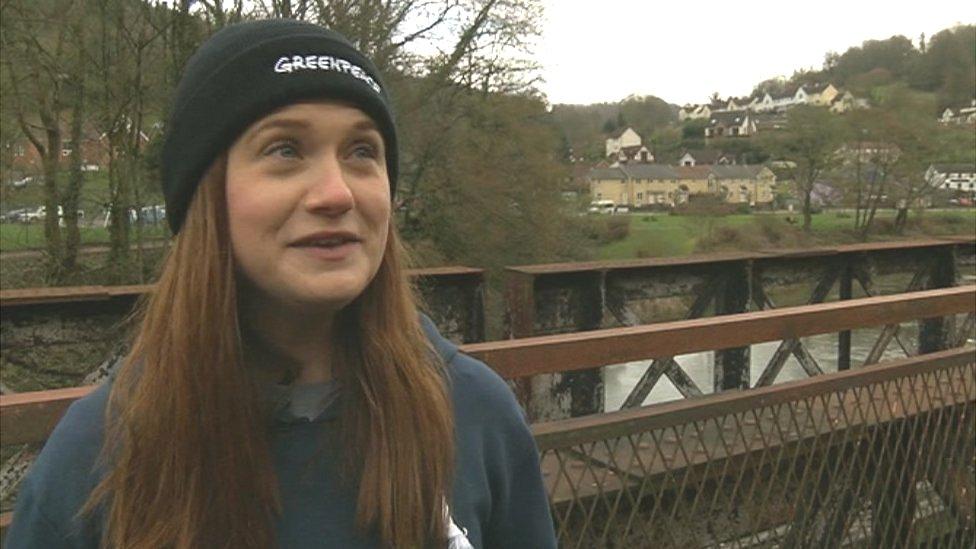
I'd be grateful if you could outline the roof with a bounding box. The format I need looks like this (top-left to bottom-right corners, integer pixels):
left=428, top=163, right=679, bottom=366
left=709, top=165, right=767, bottom=179
left=681, top=149, right=723, bottom=164
left=771, top=88, right=796, bottom=100
left=586, top=167, right=627, bottom=181
left=929, top=163, right=976, bottom=174
left=673, top=166, right=713, bottom=180
left=588, top=164, right=773, bottom=182
left=709, top=110, right=750, bottom=126
left=804, top=82, right=833, bottom=93
left=611, top=127, right=638, bottom=139
left=621, top=164, right=679, bottom=180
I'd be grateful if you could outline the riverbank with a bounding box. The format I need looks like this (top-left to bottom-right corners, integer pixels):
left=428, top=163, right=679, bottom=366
left=596, top=209, right=976, bottom=260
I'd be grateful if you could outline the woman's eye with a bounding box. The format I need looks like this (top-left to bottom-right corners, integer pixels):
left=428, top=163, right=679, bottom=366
left=351, top=142, right=379, bottom=160
left=264, top=141, right=300, bottom=159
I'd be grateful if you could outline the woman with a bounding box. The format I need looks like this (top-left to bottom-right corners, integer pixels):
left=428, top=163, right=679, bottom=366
left=6, top=19, right=556, bottom=549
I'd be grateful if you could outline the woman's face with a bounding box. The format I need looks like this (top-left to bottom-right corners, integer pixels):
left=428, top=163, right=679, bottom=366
left=225, top=102, right=391, bottom=312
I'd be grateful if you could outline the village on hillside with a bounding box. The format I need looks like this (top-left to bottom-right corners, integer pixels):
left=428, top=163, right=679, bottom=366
left=576, top=81, right=976, bottom=213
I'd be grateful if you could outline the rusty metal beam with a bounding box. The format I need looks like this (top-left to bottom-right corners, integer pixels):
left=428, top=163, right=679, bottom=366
left=0, top=386, right=97, bottom=446
left=0, top=267, right=482, bottom=311
left=465, top=286, right=976, bottom=380
left=714, top=262, right=751, bottom=391
left=0, top=284, right=149, bottom=308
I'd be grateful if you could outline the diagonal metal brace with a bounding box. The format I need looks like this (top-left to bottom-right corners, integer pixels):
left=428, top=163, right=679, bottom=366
left=752, top=266, right=837, bottom=386
left=861, top=266, right=928, bottom=365
left=619, top=277, right=720, bottom=408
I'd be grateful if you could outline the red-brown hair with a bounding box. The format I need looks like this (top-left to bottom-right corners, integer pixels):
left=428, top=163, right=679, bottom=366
left=83, top=159, right=454, bottom=548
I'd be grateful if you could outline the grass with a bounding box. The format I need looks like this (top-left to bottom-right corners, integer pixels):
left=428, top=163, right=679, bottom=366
left=595, top=209, right=976, bottom=261
left=0, top=169, right=165, bottom=221
left=0, top=222, right=169, bottom=251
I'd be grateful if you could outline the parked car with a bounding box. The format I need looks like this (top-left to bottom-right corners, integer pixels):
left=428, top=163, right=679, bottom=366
left=19, top=206, right=83, bottom=224
left=588, top=200, right=615, bottom=214
left=11, top=176, right=35, bottom=188
left=143, top=204, right=166, bottom=224
left=1, top=208, right=31, bottom=222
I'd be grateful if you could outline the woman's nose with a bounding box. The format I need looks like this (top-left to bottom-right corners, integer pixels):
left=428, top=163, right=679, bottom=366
left=302, top=156, right=355, bottom=215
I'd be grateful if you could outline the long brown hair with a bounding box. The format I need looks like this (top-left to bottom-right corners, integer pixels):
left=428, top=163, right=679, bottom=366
left=83, top=159, right=454, bottom=548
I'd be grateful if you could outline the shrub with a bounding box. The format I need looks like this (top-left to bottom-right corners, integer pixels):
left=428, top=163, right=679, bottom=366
left=604, top=216, right=631, bottom=242
left=580, top=216, right=631, bottom=245
left=673, top=194, right=736, bottom=216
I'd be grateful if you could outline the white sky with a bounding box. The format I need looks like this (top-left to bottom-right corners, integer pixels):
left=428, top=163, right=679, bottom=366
left=538, top=0, right=974, bottom=106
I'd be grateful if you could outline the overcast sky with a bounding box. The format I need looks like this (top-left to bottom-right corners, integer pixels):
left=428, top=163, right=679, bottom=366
left=537, top=0, right=974, bottom=106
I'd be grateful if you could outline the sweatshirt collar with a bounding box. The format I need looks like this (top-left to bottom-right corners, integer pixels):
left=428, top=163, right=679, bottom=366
left=271, top=313, right=457, bottom=426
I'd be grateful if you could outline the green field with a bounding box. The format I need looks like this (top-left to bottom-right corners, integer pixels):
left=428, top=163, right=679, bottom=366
left=1, top=206, right=973, bottom=257
left=595, top=210, right=976, bottom=260
left=0, top=222, right=169, bottom=251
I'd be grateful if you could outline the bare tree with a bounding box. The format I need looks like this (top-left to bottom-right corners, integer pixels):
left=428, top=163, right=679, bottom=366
left=1, top=0, right=85, bottom=277
left=768, top=105, right=845, bottom=232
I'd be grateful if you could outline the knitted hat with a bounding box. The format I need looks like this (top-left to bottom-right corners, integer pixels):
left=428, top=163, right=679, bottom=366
left=160, top=19, right=398, bottom=233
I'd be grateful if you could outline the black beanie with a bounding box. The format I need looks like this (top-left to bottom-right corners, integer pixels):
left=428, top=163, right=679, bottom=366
left=160, top=19, right=398, bottom=233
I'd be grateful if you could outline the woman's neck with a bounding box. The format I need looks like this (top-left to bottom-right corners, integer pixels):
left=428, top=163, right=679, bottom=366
left=241, top=300, right=336, bottom=385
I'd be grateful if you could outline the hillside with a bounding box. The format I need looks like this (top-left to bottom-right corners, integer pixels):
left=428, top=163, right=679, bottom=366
left=548, top=24, right=976, bottom=160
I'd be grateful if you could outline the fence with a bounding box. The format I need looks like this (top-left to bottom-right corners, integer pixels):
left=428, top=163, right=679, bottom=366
left=2, top=286, right=974, bottom=546
left=533, top=348, right=974, bottom=548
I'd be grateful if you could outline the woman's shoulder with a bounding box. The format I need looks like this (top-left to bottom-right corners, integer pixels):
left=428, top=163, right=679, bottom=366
left=4, top=383, right=110, bottom=547
left=418, top=314, right=527, bottom=432
left=36, top=382, right=110, bottom=465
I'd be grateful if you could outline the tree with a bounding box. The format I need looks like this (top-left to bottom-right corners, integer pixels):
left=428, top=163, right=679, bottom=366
left=840, top=88, right=948, bottom=237
left=618, top=95, right=677, bottom=138
left=828, top=35, right=918, bottom=85
left=1, top=0, right=84, bottom=277
left=406, top=91, right=584, bottom=269
left=766, top=106, right=844, bottom=232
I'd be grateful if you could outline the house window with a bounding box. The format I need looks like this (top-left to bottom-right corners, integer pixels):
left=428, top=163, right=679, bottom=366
left=14, top=145, right=25, bottom=157
left=637, top=192, right=643, bottom=201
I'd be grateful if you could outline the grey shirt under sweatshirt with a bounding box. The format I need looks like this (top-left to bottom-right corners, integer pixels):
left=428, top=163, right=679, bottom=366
left=4, top=315, right=556, bottom=548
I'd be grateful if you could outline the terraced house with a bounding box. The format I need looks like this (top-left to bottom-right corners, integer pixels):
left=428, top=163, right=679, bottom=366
left=587, top=164, right=776, bottom=208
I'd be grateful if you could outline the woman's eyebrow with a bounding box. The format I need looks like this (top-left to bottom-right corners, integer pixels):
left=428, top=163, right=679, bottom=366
left=351, top=118, right=380, bottom=134
left=244, top=118, right=310, bottom=144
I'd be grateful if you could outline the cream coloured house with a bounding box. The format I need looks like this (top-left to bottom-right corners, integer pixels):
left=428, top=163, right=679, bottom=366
left=587, top=164, right=775, bottom=207
left=605, top=127, right=643, bottom=157
left=711, top=165, right=776, bottom=204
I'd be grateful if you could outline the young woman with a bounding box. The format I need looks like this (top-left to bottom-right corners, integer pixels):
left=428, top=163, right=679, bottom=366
left=6, top=19, right=556, bottom=549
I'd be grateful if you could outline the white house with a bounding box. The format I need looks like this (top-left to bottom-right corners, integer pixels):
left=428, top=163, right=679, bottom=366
left=939, top=100, right=976, bottom=126
left=704, top=111, right=756, bottom=138
left=926, top=163, right=976, bottom=194
left=605, top=127, right=643, bottom=158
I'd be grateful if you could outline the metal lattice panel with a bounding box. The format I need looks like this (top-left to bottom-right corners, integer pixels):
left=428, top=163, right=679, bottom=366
left=535, top=350, right=976, bottom=548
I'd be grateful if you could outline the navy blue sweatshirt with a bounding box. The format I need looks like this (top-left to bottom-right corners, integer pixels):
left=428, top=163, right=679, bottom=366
left=4, top=316, right=556, bottom=548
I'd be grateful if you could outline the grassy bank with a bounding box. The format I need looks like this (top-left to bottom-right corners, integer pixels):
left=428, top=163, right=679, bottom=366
left=596, top=210, right=976, bottom=260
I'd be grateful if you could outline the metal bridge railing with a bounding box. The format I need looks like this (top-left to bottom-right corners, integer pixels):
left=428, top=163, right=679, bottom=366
left=532, top=347, right=974, bottom=548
